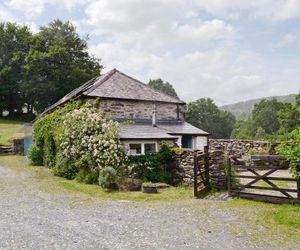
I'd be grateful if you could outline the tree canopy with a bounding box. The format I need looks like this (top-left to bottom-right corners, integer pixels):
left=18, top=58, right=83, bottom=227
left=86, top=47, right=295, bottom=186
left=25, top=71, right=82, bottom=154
left=186, top=98, right=236, bottom=138
left=0, top=23, right=32, bottom=116
left=148, top=78, right=179, bottom=98
left=0, top=20, right=102, bottom=117
left=232, top=95, right=300, bottom=139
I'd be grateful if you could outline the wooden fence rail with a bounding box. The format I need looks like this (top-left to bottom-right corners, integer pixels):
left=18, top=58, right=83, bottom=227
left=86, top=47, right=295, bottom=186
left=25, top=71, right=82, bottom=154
left=227, top=155, right=300, bottom=204
left=0, top=144, right=13, bottom=155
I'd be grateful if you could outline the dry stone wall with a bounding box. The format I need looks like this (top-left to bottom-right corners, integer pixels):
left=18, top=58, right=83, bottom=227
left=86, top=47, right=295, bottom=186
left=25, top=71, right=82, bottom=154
left=209, top=139, right=272, bottom=156
left=172, top=139, right=280, bottom=190
left=172, top=149, right=227, bottom=189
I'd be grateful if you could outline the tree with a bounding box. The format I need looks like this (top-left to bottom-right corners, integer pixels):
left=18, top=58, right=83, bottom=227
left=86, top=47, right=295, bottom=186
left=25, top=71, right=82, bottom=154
left=186, top=98, right=236, bottom=138
left=278, top=94, right=300, bottom=134
left=23, top=19, right=103, bottom=113
left=0, top=22, right=33, bottom=116
left=148, top=78, right=179, bottom=98
left=254, top=127, right=268, bottom=140
left=231, top=119, right=256, bottom=139
left=252, top=98, right=284, bottom=135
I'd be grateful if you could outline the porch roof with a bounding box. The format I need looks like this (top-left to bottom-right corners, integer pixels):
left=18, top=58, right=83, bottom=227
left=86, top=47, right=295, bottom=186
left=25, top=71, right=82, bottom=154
left=118, top=121, right=208, bottom=140
left=119, top=124, right=178, bottom=140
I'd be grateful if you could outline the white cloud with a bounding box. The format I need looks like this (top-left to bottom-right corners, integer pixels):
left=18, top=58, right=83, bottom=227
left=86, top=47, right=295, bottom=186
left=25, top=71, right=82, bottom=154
left=194, top=0, right=300, bottom=21
left=1, top=0, right=300, bottom=105
left=5, top=0, right=87, bottom=19
left=83, top=1, right=300, bottom=105
left=176, top=19, right=234, bottom=41
left=0, top=6, right=16, bottom=22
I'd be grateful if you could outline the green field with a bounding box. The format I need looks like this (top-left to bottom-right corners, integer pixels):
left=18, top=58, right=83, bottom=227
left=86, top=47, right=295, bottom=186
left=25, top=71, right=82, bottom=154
left=0, top=119, right=24, bottom=145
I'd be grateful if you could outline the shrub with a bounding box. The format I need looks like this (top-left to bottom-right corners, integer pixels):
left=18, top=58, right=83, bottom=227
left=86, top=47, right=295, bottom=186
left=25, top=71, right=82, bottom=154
left=276, top=127, right=300, bottom=179
left=30, top=99, right=128, bottom=188
left=31, top=100, right=83, bottom=167
left=98, top=166, right=119, bottom=189
left=58, top=102, right=128, bottom=185
left=128, top=142, right=173, bottom=184
left=28, top=144, right=43, bottom=166
left=53, top=152, right=77, bottom=179
left=75, top=153, right=99, bottom=184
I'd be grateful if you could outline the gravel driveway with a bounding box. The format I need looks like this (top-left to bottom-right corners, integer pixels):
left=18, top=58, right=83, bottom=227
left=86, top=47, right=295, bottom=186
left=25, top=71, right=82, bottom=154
left=0, top=163, right=297, bottom=250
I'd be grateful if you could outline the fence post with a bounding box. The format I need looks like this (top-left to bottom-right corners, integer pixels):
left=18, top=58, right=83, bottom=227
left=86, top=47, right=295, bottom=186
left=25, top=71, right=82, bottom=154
left=204, top=145, right=210, bottom=187
left=194, top=154, right=198, bottom=197
left=227, top=156, right=232, bottom=195
left=297, top=180, right=300, bottom=200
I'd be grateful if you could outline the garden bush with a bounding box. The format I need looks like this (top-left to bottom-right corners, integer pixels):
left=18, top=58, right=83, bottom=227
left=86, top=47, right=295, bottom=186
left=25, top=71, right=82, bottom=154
left=32, top=100, right=83, bottom=168
left=28, top=144, right=43, bottom=166
left=276, top=126, right=300, bottom=179
left=128, top=142, right=173, bottom=184
left=53, top=152, right=78, bottom=180
left=98, top=166, right=119, bottom=189
left=30, top=99, right=128, bottom=187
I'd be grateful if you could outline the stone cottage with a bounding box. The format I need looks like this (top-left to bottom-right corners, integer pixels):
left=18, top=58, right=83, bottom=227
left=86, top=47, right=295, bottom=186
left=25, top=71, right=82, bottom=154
left=42, top=69, right=209, bottom=155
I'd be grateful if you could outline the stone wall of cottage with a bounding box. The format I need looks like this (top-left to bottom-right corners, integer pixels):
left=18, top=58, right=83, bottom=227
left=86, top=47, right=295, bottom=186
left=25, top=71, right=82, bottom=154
left=99, top=99, right=185, bottom=121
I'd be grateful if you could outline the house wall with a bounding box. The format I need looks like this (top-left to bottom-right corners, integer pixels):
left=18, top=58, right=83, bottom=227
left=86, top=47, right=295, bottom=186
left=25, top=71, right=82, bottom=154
left=195, top=136, right=208, bottom=150
left=99, top=99, right=185, bottom=121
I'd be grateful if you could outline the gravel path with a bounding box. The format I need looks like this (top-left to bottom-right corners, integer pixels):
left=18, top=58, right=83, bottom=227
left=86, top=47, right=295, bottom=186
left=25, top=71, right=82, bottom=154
left=0, top=163, right=296, bottom=250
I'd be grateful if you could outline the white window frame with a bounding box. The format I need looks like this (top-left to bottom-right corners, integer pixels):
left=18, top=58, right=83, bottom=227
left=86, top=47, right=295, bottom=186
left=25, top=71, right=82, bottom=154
left=128, top=141, right=158, bottom=155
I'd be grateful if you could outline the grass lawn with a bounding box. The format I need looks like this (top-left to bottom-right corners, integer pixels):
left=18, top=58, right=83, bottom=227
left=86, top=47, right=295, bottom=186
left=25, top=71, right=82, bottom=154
left=222, top=199, right=300, bottom=231
left=0, top=119, right=25, bottom=144
left=0, top=155, right=194, bottom=203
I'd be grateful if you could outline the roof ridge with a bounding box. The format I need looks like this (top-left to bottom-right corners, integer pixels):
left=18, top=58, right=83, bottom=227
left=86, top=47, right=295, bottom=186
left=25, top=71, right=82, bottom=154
left=114, top=69, right=184, bottom=103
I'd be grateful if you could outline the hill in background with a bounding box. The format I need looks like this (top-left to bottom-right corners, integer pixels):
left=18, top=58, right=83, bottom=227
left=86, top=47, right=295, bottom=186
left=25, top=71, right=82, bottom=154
left=220, top=94, right=297, bottom=119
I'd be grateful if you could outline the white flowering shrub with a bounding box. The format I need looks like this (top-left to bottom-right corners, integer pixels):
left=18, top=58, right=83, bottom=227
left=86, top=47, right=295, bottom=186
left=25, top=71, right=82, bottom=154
left=57, top=103, right=128, bottom=187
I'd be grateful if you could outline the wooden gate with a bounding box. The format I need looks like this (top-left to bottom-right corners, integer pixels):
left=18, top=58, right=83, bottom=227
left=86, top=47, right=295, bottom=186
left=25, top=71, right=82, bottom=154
left=227, top=155, right=300, bottom=204
left=194, top=146, right=211, bottom=198
left=0, top=144, right=13, bottom=155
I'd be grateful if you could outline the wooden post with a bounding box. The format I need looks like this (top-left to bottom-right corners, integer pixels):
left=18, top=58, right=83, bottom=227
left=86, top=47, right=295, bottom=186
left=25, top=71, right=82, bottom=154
left=194, top=154, right=198, bottom=197
left=204, top=145, right=210, bottom=187
left=297, top=180, right=300, bottom=200
left=227, top=157, right=232, bottom=195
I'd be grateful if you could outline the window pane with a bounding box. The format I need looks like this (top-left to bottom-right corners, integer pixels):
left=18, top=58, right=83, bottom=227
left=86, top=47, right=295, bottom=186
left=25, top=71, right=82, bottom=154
left=144, top=143, right=156, bottom=154
left=129, top=144, right=142, bottom=155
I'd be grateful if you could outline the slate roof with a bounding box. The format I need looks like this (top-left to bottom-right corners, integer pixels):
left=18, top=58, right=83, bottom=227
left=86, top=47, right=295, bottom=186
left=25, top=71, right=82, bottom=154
left=41, top=68, right=184, bottom=115
left=119, top=124, right=178, bottom=140
left=84, top=69, right=185, bottom=104
left=118, top=121, right=208, bottom=139
left=158, top=121, right=209, bottom=135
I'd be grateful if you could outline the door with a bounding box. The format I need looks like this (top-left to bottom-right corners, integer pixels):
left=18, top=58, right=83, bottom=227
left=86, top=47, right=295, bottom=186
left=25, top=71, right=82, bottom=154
left=182, top=135, right=193, bottom=149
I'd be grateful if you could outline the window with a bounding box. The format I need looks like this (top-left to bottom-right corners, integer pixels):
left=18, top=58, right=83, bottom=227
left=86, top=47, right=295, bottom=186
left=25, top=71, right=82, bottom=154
left=129, top=144, right=142, bottom=155
left=144, top=143, right=156, bottom=154
left=128, top=142, right=158, bottom=155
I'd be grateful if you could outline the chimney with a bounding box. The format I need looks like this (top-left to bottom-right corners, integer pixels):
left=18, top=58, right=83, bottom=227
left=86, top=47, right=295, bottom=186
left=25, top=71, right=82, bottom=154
left=152, top=104, right=157, bottom=127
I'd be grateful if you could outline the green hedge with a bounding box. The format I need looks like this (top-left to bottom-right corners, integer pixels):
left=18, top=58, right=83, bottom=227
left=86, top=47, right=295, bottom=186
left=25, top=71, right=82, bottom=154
left=128, top=142, right=173, bottom=184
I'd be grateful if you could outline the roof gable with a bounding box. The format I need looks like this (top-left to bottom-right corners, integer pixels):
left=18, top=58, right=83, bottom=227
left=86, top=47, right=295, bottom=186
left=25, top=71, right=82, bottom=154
left=83, top=69, right=185, bottom=104
left=41, top=68, right=184, bottom=115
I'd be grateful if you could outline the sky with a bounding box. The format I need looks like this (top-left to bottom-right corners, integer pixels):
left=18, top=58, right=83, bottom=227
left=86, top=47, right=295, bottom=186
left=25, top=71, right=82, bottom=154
left=1, top=0, right=300, bottom=105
